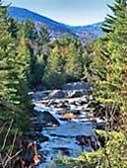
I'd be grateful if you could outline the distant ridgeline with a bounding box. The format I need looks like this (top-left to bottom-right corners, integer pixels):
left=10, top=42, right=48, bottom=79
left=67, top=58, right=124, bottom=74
left=8, top=7, right=104, bottom=44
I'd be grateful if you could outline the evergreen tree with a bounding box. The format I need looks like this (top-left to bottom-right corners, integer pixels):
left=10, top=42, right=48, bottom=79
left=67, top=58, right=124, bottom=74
left=0, top=5, right=30, bottom=132
left=17, top=21, right=50, bottom=89
left=43, top=46, right=65, bottom=88
left=94, top=0, right=127, bottom=113
left=88, top=1, right=127, bottom=166
left=65, top=42, right=83, bottom=81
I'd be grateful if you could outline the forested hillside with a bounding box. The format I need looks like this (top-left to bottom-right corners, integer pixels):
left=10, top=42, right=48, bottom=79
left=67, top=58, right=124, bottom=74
left=8, top=7, right=104, bottom=44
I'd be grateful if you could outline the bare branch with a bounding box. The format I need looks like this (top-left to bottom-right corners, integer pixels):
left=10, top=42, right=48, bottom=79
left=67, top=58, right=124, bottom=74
left=0, top=120, right=13, bottom=152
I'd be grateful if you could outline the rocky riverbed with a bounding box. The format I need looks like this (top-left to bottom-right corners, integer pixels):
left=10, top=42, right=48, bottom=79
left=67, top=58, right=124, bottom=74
left=26, top=82, right=105, bottom=168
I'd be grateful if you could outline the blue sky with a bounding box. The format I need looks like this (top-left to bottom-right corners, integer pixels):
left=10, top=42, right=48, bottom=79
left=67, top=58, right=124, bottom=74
left=10, top=0, right=114, bottom=26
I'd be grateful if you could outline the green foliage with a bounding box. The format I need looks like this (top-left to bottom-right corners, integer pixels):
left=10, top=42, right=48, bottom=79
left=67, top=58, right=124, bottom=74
left=60, top=131, right=127, bottom=168
left=43, top=35, right=85, bottom=88
left=82, top=39, right=102, bottom=82
left=90, top=0, right=127, bottom=115
left=0, top=4, right=31, bottom=153
left=73, top=0, right=127, bottom=167
left=60, top=1, right=127, bottom=168
left=43, top=46, right=65, bottom=88
left=17, top=20, right=50, bottom=89
left=65, top=42, right=83, bottom=81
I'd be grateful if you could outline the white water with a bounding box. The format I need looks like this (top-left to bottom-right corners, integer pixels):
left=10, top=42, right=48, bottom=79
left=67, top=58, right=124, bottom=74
left=33, top=93, right=104, bottom=168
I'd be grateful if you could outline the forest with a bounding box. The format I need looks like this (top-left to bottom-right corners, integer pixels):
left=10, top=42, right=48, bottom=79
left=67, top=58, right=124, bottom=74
left=0, top=0, right=127, bottom=167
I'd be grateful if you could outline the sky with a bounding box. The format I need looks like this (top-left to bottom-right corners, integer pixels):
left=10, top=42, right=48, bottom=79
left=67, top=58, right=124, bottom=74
left=10, top=0, right=114, bottom=26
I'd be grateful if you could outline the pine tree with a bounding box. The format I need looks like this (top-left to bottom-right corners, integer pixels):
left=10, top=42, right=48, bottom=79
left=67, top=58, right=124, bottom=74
left=0, top=6, right=30, bottom=130
left=90, top=2, right=127, bottom=166
left=18, top=21, right=50, bottom=89
left=65, top=42, right=83, bottom=81
left=43, top=46, right=65, bottom=88
left=102, top=0, right=127, bottom=33
left=94, top=0, right=127, bottom=114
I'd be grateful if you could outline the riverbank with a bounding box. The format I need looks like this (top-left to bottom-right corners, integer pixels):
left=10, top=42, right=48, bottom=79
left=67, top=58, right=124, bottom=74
left=22, top=82, right=106, bottom=167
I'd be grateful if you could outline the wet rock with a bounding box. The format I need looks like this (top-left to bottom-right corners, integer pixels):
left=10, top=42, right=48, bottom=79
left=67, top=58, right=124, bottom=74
left=40, top=111, right=60, bottom=126
left=67, top=90, right=86, bottom=98
left=54, top=147, right=70, bottom=156
left=96, top=122, right=105, bottom=130
left=49, top=134, right=71, bottom=138
left=30, top=120, right=46, bottom=130
left=95, top=133, right=108, bottom=148
left=22, top=131, right=49, bottom=143
left=48, top=101, right=58, bottom=107
left=76, top=135, right=92, bottom=146
left=61, top=113, right=76, bottom=120
left=63, top=82, right=91, bottom=91
left=23, top=131, right=38, bottom=141
left=69, top=110, right=81, bottom=115
left=37, top=134, right=49, bottom=143
left=32, top=111, right=60, bottom=127
left=36, top=143, right=42, bottom=150
left=33, top=123, right=43, bottom=132
left=56, top=102, right=68, bottom=108
left=33, top=91, right=50, bottom=100
left=49, top=90, right=66, bottom=99
left=80, top=100, right=88, bottom=106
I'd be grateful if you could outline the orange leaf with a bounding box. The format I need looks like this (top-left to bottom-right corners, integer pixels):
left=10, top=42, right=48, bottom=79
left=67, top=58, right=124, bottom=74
left=33, top=154, right=41, bottom=165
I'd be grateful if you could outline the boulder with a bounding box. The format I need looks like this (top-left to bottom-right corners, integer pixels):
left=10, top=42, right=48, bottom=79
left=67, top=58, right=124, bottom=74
left=96, top=122, right=105, bottom=130
left=69, top=110, right=81, bottom=115
left=67, top=90, right=86, bottom=98
left=54, top=147, right=70, bottom=156
left=63, top=82, right=91, bottom=91
left=37, top=134, right=49, bottom=143
left=76, top=135, right=92, bottom=146
left=38, top=111, right=60, bottom=126
left=61, top=113, right=76, bottom=120
left=75, top=133, right=108, bottom=151
left=33, top=91, right=48, bottom=100
left=22, top=132, right=49, bottom=143
left=56, top=102, right=68, bottom=108
left=30, top=120, right=47, bottom=130
left=49, top=90, right=66, bottom=99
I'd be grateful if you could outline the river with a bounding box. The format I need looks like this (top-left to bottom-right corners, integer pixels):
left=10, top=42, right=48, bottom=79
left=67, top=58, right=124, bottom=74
left=31, top=82, right=105, bottom=167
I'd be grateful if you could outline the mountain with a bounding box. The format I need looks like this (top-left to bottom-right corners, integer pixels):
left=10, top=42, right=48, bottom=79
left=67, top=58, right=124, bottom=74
left=8, top=7, right=104, bottom=43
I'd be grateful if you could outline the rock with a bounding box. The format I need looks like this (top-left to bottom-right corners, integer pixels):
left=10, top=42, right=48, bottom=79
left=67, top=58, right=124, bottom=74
left=63, top=82, right=91, bottom=91
left=37, top=134, right=49, bottom=143
left=22, top=132, right=49, bottom=143
left=61, top=113, right=76, bottom=120
left=56, top=102, right=68, bottom=108
left=76, top=135, right=92, bottom=146
left=32, top=111, right=60, bottom=127
left=39, top=111, right=60, bottom=126
left=50, top=134, right=68, bottom=138
left=23, top=132, right=38, bottom=141
left=33, top=91, right=48, bottom=100
left=69, top=110, right=81, bottom=115
left=96, top=122, right=105, bottom=130
left=67, top=90, right=86, bottom=98
left=36, top=143, right=42, bottom=150
left=30, top=120, right=47, bottom=130
left=49, top=90, right=66, bottom=99
left=47, top=100, right=58, bottom=107
left=95, top=132, right=108, bottom=148
left=80, top=99, right=88, bottom=105
left=76, top=133, right=108, bottom=151
left=54, top=147, right=70, bottom=156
